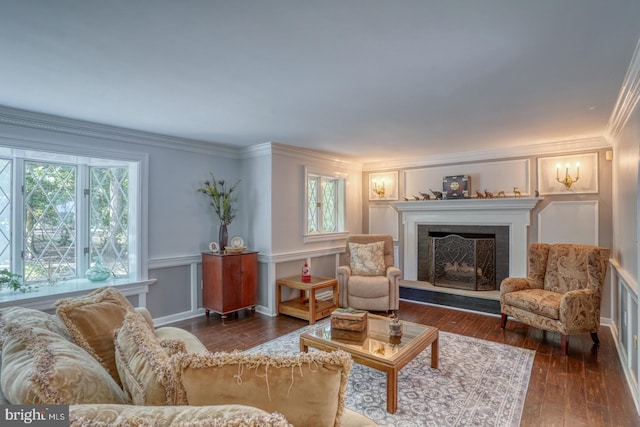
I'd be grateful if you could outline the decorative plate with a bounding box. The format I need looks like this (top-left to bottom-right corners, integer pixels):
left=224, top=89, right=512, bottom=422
left=230, top=236, right=244, bottom=248
left=209, top=241, right=220, bottom=253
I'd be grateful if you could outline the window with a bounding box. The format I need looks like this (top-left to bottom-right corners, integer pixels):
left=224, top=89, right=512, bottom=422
left=0, top=149, right=138, bottom=287
left=305, top=167, right=347, bottom=242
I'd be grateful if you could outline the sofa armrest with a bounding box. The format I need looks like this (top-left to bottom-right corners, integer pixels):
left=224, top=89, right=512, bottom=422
left=559, top=289, right=600, bottom=332
left=500, top=278, right=542, bottom=295
left=155, top=326, right=209, bottom=354
left=386, top=266, right=402, bottom=281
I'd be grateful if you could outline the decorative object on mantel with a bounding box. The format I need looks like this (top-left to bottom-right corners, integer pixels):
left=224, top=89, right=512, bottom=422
left=514, top=187, right=522, bottom=197
left=429, top=188, right=443, bottom=200
left=484, top=189, right=494, bottom=198
left=197, top=173, right=240, bottom=251
left=442, top=175, right=471, bottom=199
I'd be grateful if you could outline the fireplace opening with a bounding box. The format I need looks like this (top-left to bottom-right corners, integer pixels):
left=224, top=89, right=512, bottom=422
left=417, top=225, right=510, bottom=291
left=429, top=233, right=495, bottom=291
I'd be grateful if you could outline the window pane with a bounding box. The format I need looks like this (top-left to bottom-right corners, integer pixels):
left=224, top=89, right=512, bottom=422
left=321, top=179, right=336, bottom=232
left=24, top=162, right=77, bottom=282
left=90, top=167, right=129, bottom=277
left=307, top=176, right=319, bottom=233
left=0, top=160, right=11, bottom=270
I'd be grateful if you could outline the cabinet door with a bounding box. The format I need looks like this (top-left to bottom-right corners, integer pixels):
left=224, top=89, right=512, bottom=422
left=240, top=252, right=258, bottom=307
left=220, top=255, right=243, bottom=312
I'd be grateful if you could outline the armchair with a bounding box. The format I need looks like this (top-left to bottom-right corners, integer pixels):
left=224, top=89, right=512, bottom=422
left=337, top=234, right=402, bottom=312
left=500, top=243, right=610, bottom=355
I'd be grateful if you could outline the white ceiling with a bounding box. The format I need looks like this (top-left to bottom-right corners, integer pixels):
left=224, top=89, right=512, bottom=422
left=1, top=1, right=640, bottom=163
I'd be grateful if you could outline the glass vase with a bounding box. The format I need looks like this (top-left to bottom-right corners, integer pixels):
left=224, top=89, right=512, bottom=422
left=219, top=224, right=228, bottom=251
left=86, top=256, right=111, bottom=282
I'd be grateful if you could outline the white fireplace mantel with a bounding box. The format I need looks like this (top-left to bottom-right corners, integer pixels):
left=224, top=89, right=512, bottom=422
left=390, top=198, right=543, bottom=281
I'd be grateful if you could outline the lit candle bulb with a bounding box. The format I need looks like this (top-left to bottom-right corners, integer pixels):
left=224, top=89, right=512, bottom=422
left=556, top=163, right=560, bottom=180
left=576, top=162, right=580, bottom=179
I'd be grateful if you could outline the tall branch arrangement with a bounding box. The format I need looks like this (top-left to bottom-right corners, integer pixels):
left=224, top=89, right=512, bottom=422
left=197, top=173, right=240, bottom=225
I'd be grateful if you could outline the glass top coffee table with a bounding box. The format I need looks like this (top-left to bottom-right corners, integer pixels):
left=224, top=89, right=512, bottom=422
left=299, top=313, right=439, bottom=413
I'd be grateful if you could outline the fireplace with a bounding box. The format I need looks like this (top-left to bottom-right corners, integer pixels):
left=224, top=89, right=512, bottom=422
left=417, top=225, right=509, bottom=291
left=391, top=198, right=542, bottom=282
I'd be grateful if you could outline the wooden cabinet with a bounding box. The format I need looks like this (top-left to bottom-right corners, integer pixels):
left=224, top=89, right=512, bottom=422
left=202, top=251, right=258, bottom=319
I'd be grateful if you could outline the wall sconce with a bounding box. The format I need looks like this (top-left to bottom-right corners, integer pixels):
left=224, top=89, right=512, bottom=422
left=372, top=178, right=386, bottom=198
left=556, top=162, right=580, bottom=190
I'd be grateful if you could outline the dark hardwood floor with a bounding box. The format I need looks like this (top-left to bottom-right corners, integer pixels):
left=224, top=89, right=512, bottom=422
left=167, top=300, right=640, bottom=427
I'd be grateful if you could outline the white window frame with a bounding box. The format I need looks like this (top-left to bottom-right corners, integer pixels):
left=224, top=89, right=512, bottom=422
left=0, top=142, right=149, bottom=305
left=303, top=166, right=348, bottom=243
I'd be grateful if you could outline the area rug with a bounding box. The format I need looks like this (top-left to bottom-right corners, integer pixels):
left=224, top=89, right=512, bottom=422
left=246, top=321, right=534, bottom=427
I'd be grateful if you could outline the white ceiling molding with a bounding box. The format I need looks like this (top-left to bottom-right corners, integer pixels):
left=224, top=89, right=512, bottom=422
left=608, top=36, right=640, bottom=139
left=243, top=142, right=362, bottom=171
left=362, top=136, right=610, bottom=171
left=0, top=106, right=240, bottom=158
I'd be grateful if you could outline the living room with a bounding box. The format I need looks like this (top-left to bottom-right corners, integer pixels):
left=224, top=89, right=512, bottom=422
left=1, top=1, right=640, bottom=425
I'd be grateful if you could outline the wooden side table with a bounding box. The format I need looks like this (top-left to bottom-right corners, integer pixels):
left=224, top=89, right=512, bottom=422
left=276, top=275, right=338, bottom=324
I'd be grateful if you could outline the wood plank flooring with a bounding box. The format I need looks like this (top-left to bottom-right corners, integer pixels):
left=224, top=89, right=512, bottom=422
left=167, top=300, right=640, bottom=426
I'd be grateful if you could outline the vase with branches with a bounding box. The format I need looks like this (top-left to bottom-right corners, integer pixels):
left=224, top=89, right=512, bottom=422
left=197, top=173, right=240, bottom=250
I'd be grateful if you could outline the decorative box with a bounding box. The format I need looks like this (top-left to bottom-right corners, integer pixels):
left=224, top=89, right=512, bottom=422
left=330, top=308, right=368, bottom=332
left=442, top=175, right=471, bottom=199
left=330, top=328, right=367, bottom=344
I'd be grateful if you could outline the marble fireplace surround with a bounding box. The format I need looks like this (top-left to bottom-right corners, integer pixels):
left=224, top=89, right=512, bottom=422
left=391, top=198, right=543, bottom=282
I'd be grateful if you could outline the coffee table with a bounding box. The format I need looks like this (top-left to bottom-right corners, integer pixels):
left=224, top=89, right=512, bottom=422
left=300, top=313, right=438, bottom=413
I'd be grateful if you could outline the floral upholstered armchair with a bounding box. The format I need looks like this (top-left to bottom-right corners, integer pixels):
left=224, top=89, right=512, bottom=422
left=500, top=243, right=610, bottom=355
left=337, top=234, right=402, bottom=313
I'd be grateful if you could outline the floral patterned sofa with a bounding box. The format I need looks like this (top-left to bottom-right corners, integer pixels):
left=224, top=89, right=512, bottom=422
left=500, top=243, right=610, bottom=355
left=0, top=287, right=378, bottom=426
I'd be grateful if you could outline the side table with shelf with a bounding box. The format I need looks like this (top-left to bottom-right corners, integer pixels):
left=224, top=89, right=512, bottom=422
left=202, top=251, right=258, bottom=319
left=276, top=275, right=338, bottom=324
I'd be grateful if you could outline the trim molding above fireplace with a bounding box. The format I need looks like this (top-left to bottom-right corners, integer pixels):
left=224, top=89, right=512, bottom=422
left=391, top=198, right=542, bottom=282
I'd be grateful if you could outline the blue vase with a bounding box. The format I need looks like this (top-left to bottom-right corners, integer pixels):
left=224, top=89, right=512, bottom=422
left=86, top=256, right=111, bottom=282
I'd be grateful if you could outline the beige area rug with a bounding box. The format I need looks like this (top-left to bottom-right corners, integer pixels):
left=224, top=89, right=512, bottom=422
left=247, top=320, right=534, bottom=427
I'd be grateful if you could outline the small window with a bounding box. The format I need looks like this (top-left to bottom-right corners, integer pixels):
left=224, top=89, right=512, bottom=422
left=304, top=167, right=347, bottom=242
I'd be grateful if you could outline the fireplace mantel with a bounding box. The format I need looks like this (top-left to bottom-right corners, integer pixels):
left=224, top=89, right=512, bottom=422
left=390, top=198, right=543, bottom=281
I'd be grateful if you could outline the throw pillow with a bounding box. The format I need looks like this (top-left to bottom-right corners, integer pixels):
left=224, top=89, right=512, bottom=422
left=169, top=350, right=352, bottom=427
left=114, top=311, right=172, bottom=405
left=55, top=286, right=136, bottom=385
left=0, top=322, right=127, bottom=405
left=349, top=241, right=386, bottom=276
left=0, top=306, right=70, bottom=350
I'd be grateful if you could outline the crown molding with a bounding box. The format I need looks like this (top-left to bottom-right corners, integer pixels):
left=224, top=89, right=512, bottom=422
left=608, top=36, right=640, bottom=139
left=362, top=136, right=610, bottom=171
left=241, top=142, right=363, bottom=170
left=0, top=105, right=240, bottom=158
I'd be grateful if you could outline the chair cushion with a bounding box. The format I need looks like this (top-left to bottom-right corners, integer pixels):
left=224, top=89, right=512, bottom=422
left=169, top=350, right=352, bottom=427
left=348, top=275, right=390, bottom=298
left=0, top=323, right=127, bottom=405
left=114, top=311, right=172, bottom=405
left=503, top=289, right=562, bottom=319
left=349, top=241, right=386, bottom=276
left=55, top=286, right=136, bottom=385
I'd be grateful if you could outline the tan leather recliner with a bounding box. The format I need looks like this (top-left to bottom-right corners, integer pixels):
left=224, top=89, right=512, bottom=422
left=337, top=234, right=402, bottom=312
